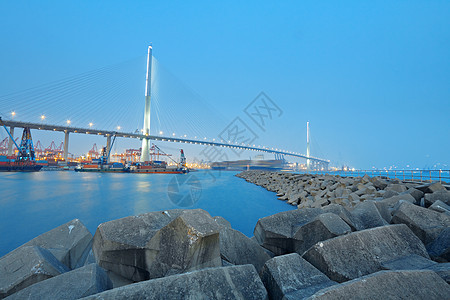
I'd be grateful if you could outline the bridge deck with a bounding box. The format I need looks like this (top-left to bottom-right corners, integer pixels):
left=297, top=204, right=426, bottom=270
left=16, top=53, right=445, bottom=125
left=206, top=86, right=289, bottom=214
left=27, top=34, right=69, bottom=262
left=1, top=119, right=329, bottom=163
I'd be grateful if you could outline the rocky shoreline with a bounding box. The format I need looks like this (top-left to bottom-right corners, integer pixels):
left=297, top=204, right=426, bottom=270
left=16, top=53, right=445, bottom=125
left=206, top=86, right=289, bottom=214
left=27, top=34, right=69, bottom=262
left=1, top=171, right=449, bottom=299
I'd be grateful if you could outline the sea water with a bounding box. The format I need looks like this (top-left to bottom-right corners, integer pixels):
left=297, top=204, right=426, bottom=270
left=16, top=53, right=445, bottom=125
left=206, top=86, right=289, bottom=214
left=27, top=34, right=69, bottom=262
left=0, top=170, right=294, bottom=257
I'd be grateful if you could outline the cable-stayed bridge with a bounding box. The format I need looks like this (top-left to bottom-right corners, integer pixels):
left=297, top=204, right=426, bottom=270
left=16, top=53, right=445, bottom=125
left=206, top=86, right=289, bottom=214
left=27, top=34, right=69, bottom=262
left=0, top=46, right=330, bottom=169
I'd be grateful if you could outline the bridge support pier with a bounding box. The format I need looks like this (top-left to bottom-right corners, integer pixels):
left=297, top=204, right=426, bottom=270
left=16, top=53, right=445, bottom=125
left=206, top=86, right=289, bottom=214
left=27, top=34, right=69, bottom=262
left=63, top=130, right=69, bottom=161
left=7, top=126, right=14, bottom=156
left=106, top=135, right=111, bottom=163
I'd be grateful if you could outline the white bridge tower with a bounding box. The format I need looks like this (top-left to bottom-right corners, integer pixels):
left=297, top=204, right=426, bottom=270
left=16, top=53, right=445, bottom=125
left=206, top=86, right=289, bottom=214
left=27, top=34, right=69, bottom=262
left=140, top=45, right=153, bottom=162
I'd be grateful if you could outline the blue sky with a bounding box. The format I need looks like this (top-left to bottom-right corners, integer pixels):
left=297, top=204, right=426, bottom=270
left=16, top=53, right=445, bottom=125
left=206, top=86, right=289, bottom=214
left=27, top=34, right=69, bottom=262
left=0, top=1, right=449, bottom=169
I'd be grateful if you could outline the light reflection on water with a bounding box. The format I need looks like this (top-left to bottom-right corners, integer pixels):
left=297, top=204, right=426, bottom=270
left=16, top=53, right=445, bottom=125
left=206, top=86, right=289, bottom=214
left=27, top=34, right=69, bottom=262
left=0, top=170, right=294, bottom=257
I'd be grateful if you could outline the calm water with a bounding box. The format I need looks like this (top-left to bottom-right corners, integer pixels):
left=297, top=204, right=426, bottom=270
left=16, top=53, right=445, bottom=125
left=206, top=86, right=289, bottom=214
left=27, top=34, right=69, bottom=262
left=0, top=170, right=293, bottom=257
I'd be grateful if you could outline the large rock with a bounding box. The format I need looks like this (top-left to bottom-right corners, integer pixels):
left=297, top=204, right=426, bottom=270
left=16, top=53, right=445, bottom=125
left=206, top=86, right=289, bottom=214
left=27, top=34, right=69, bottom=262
left=385, top=184, right=407, bottom=193
left=350, top=201, right=388, bottom=230
left=426, top=227, right=450, bottom=262
left=402, top=188, right=424, bottom=203
left=92, top=209, right=186, bottom=281
left=261, top=254, right=336, bottom=300
left=293, top=213, right=351, bottom=255
left=380, top=254, right=437, bottom=270
left=218, top=226, right=270, bottom=272
left=380, top=194, right=415, bottom=209
left=424, top=190, right=450, bottom=206
left=308, top=270, right=450, bottom=299
left=391, top=202, right=450, bottom=244
left=321, top=204, right=362, bottom=231
left=144, top=209, right=221, bottom=279
left=5, top=263, right=112, bottom=300
left=424, top=182, right=447, bottom=193
left=0, top=246, right=69, bottom=298
left=303, top=224, right=429, bottom=282
left=254, top=209, right=322, bottom=255
left=380, top=253, right=450, bottom=283
left=80, top=264, right=268, bottom=300
left=429, top=200, right=450, bottom=213
left=370, top=176, right=388, bottom=190
left=20, top=219, right=92, bottom=269
left=426, top=263, right=450, bottom=284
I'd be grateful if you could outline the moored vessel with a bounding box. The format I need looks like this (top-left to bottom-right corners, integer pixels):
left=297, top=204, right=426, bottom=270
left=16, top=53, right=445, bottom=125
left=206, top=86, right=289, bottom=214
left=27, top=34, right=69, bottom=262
left=0, top=117, right=42, bottom=172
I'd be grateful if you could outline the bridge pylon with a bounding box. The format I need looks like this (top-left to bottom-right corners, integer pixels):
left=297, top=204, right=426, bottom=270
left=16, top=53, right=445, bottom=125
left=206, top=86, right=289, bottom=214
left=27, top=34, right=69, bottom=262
left=140, top=45, right=153, bottom=162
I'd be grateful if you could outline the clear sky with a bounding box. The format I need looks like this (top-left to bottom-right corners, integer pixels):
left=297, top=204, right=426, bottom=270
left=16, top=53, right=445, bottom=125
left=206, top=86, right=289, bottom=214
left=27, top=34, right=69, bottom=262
left=0, top=1, right=449, bottom=169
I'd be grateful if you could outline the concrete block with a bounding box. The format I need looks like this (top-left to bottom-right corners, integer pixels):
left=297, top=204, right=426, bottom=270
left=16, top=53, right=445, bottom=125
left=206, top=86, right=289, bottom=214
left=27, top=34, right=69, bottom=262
left=6, top=264, right=112, bottom=300
left=145, top=209, right=221, bottom=279
left=391, top=202, right=450, bottom=244
left=254, top=208, right=322, bottom=255
left=80, top=264, right=268, bottom=300
left=261, top=253, right=336, bottom=300
left=350, top=201, right=388, bottom=230
left=426, top=227, right=450, bottom=262
left=293, top=213, right=351, bottom=255
left=218, top=226, right=270, bottom=272
left=20, top=219, right=92, bottom=269
left=302, top=224, right=429, bottom=282
left=0, top=246, right=69, bottom=298
left=308, top=270, right=450, bottom=299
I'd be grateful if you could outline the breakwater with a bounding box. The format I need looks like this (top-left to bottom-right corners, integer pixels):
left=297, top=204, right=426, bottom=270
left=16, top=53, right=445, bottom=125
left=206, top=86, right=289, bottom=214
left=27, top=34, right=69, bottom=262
left=1, top=171, right=449, bottom=299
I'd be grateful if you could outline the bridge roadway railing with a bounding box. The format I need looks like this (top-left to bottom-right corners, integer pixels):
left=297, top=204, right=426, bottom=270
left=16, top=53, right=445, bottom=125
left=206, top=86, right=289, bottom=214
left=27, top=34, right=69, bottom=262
left=1, top=119, right=330, bottom=164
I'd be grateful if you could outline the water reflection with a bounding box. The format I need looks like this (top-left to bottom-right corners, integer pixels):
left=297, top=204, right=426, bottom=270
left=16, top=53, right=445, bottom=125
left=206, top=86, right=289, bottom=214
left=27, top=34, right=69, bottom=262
left=0, top=170, right=294, bottom=257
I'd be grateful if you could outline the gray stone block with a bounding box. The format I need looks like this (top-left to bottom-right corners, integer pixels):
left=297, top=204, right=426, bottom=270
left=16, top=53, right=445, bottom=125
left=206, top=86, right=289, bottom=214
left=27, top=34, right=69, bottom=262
left=350, top=201, right=388, bottom=230
left=403, top=188, right=424, bottom=203
left=373, top=200, right=392, bottom=223
left=370, top=176, right=388, bottom=190
left=219, top=226, right=270, bottom=272
left=6, top=264, right=112, bottom=300
left=145, top=209, right=221, bottom=279
left=92, top=209, right=186, bottom=281
left=381, top=254, right=437, bottom=270
left=302, top=224, right=429, bottom=282
left=321, top=204, right=362, bottom=231
left=385, top=184, right=407, bottom=193
left=429, top=200, right=450, bottom=213
left=426, top=227, right=450, bottom=262
left=381, top=194, right=415, bottom=209
left=213, top=216, right=231, bottom=228
left=308, top=270, right=450, bottom=299
left=261, top=253, right=336, bottom=300
left=391, top=202, right=450, bottom=244
left=427, top=182, right=447, bottom=193
left=254, top=208, right=322, bottom=255
left=80, top=264, right=268, bottom=300
left=426, top=263, right=450, bottom=284
left=293, top=213, right=351, bottom=255
left=0, top=246, right=69, bottom=298
left=424, top=190, right=450, bottom=206
left=382, top=189, right=399, bottom=199
left=20, top=219, right=92, bottom=269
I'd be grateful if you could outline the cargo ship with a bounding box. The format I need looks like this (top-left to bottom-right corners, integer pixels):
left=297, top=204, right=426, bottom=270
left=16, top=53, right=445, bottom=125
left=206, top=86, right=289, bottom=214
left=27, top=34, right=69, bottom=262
left=75, top=141, right=188, bottom=174
left=0, top=118, right=42, bottom=172
left=210, top=159, right=286, bottom=171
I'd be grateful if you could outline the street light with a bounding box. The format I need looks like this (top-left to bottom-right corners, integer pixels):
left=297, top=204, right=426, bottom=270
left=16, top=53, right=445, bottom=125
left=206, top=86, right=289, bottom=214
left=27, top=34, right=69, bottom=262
left=89, top=122, right=93, bottom=127
left=41, top=115, right=46, bottom=121
left=66, top=120, right=71, bottom=125
left=11, top=111, right=16, bottom=117
left=117, top=126, right=121, bottom=130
